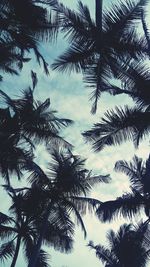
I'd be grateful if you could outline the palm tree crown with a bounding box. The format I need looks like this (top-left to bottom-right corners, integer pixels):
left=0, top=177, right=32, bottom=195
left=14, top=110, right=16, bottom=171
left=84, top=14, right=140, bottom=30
left=88, top=222, right=150, bottom=267
left=25, top=148, right=110, bottom=267
left=52, top=0, right=148, bottom=113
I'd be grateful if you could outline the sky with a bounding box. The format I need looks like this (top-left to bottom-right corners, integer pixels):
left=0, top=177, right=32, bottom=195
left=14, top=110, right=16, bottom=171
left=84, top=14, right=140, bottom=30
left=1, top=0, right=150, bottom=267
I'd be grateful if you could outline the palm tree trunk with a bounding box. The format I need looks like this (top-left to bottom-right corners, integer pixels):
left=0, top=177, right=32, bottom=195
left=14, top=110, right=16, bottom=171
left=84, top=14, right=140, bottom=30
left=95, top=0, right=103, bottom=31
left=10, top=236, right=21, bottom=267
left=28, top=203, right=51, bottom=267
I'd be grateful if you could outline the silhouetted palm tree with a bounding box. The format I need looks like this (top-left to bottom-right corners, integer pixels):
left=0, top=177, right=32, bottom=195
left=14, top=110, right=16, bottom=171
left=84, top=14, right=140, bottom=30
left=0, top=86, right=73, bottom=146
left=0, top=187, right=74, bottom=267
left=25, top=148, right=110, bottom=267
left=88, top=222, right=150, bottom=267
left=52, top=0, right=147, bottom=113
left=0, top=0, right=58, bottom=76
left=96, top=155, right=150, bottom=222
left=0, top=85, right=73, bottom=186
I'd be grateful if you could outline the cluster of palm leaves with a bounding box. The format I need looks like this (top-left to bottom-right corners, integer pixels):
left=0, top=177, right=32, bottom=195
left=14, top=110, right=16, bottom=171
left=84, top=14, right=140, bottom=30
left=0, top=0, right=59, bottom=77
left=1, top=0, right=150, bottom=266
left=89, top=222, right=150, bottom=267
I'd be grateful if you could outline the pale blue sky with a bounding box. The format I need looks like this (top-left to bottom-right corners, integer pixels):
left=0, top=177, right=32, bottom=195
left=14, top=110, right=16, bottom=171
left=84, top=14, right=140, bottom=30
left=1, top=1, right=150, bottom=267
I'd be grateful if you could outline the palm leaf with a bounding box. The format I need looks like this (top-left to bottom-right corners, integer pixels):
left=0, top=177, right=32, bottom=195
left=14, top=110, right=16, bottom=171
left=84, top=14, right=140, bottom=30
left=116, top=62, right=150, bottom=108
left=114, top=155, right=144, bottom=179
left=0, top=212, right=13, bottom=224
left=52, top=0, right=94, bottom=42
left=36, top=250, right=50, bottom=267
left=83, top=106, right=150, bottom=151
left=26, top=161, right=50, bottom=187
left=52, top=42, right=94, bottom=73
left=114, top=156, right=145, bottom=193
left=103, top=0, right=148, bottom=33
left=31, top=70, right=38, bottom=90
left=141, top=9, right=150, bottom=56
left=88, top=241, right=115, bottom=265
left=71, top=196, right=102, bottom=214
left=86, top=173, right=111, bottom=185
left=0, top=90, right=17, bottom=112
left=96, top=193, right=144, bottom=222
left=0, top=225, right=16, bottom=240
left=0, top=240, right=15, bottom=262
left=77, top=1, right=93, bottom=26
left=57, top=198, right=87, bottom=238
left=44, top=220, right=73, bottom=253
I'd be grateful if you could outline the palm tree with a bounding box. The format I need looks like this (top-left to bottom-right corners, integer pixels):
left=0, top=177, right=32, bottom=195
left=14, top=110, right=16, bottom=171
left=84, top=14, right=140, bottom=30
left=25, top=148, right=110, bottom=267
left=96, top=155, right=150, bottom=222
left=0, top=0, right=58, bottom=76
left=51, top=0, right=148, bottom=113
left=0, top=187, right=74, bottom=267
left=0, top=85, right=72, bottom=185
left=0, top=87, right=73, bottom=146
left=88, top=222, right=150, bottom=267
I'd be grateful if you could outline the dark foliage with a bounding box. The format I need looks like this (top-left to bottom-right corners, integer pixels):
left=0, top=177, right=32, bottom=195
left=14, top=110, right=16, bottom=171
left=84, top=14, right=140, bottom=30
left=0, top=0, right=59, bottom=76
left=52, top=0, right=148, bottom=112
left=96, top=155, right=150, bottom=222
left=88, top=222, right=150, bottom=267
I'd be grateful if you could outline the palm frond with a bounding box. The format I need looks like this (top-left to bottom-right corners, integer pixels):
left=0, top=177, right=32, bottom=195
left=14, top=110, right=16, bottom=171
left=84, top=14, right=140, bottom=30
left=71, top=196, right=102, bottom=214
left=141, top=9, right=150, bottom=56
left=88, top=241, right=115, bottom=265
left=62, top=199, right=87, bottom=238
left=86, top=173, right=111, bottom=185
left=52, top=42, right=94, bottom=73
left=116, top=62, right=150, bottom=108
left=0, top=90, right=17, bottom=112
left=31, top=70, right=38, bottom=90
left=114, top=156, right=145, bottom=194
left=103, top=0, right=148, bottom=33
left=77, top=1, right=93, bottom=26
left=26, top=161, right=50, bottom=187
left=83, top=106, right=150, bottom=151
left=114, top=155, right=144, bottom=178
left=0, top=225, right=16, bottom=240
left=0, top=212, right=13, bottom=224
left=0, top=240, right=15, bottom=262
left=52, top=0, right=94, bottom=42
left=36, top=250, right=51, bottom=267
left=96, top=193, right=144, bottom=222
left=32, top=47, right=49, bottom=75
left=44, top=220, right=74, bottom=253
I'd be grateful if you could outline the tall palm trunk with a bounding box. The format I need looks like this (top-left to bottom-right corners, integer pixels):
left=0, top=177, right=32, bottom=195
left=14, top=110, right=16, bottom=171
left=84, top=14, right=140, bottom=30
left=28, top=203, right=52, bottom=267
left=10, top=236, right=21, bottom=267
left=96, top=0, right=103, bottom=32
